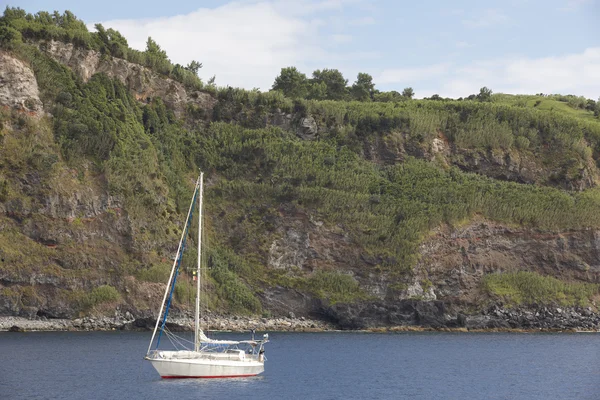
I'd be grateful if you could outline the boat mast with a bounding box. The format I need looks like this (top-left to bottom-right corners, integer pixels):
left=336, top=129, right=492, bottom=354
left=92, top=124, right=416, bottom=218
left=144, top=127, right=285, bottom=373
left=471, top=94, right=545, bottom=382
left=194, top=172, right=204, bottom=352
left=147, top=175, right=201, bottom=355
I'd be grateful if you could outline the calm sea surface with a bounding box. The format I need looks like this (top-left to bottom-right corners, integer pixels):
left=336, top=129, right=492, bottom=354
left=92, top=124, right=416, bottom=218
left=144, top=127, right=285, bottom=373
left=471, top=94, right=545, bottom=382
left=0, top=331, right=599, bottom=399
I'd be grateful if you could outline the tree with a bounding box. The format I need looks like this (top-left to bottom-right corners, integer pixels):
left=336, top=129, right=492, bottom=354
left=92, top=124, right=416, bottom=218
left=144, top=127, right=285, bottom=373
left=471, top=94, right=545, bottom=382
left=351, top=72, right=375, bottom=101
left=477, top=86, right=493, bottom=102
left=307, top=81, right=327, bottom=100
left=145, top=37, right=170, bottom=74
left=373, top=90, right=402, bottom=102
left=2, top=7, right=27, bottom=23
left=146, top=37, right=167, bottom=60
left=0, top=25, right=21, bottom=47
left=310, top=68, right=348, bottom=100
left=402, top=87, right=414, bottom=99
left=186, top=60, right=203, bottom=75
left=272, top=67, right=308, bottom=99
left=585, top=98, right=596, bottom=112
left=94, top=24, right=129, bottom=58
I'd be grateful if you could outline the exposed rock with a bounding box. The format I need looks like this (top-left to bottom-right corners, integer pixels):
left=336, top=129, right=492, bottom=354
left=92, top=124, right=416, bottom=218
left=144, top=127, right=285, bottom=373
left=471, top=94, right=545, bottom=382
left=268, top=228, right=312, bottom=270
left=323, top=300, right=447, bottom=330
left=0, top=51, right=43, bottom=115
left=8, top=325, right=25, bottom=332
left=0, top=314, right=334, bottom=332
left=431, top=137, right=448, bottom=155
left=404, top=280, right=437, bottom=301
left=269, top=109, right=293, bottom=131
left=296, top=116, right=318, bottom=140
left=417, top=218, right=600, bottom=308
left=37, top=40, right=216, bottom=118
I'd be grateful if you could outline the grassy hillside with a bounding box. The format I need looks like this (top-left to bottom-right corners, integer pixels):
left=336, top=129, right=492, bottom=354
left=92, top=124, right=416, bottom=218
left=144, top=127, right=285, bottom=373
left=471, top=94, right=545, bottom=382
left=491, top=93, right=599, bottom=123
left=2, top=8, right=600, bottom=317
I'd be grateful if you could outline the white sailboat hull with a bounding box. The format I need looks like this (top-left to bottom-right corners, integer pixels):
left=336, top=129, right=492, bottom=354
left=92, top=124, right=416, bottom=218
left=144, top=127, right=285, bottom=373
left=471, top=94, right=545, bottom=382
left=147, top=351, right=264, bottom=378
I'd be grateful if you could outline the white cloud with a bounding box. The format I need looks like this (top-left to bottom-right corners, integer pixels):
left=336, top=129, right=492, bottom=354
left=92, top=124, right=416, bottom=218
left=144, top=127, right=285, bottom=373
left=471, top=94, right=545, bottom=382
left=462, top=9, right=508, bottom=28
left=455, top=41, right=471, bottom=48
left=95, top=0, right=370, bottom=90
left=413, top=47, right=600, bottom=99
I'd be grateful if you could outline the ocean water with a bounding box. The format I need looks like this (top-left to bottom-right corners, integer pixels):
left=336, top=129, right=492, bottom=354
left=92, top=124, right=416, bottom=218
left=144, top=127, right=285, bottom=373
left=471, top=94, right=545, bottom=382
left=0, top=330, right=599, bottom=400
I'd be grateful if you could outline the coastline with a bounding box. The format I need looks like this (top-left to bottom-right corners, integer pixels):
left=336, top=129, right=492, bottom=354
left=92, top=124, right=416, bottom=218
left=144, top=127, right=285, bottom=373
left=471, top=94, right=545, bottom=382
left=1, top=315, right=597, bottom=333
left=0, top=315, right=336, bottom=333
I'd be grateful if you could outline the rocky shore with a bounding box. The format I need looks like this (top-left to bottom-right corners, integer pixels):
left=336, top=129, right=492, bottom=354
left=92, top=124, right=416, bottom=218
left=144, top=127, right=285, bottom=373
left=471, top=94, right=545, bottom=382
left=462, top=305, right=600, bottom=331
left=2, top=304, right=600, bottom=333
left=322, top=300, right=600, bottom=332
left=0, top=314, right=335, bottom=333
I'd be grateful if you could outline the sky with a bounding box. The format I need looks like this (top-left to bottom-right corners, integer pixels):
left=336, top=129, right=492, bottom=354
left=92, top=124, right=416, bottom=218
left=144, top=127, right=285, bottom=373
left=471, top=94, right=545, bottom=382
left=6, top=0, right=600, bottom=98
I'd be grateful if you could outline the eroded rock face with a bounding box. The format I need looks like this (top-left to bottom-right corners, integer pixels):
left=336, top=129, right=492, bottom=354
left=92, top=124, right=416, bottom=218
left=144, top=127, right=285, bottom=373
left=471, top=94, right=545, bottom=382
left=37, top=40, right=216, bottom=118
left=415, top=219, right=600, bottom=306
left=268, top=228, right=312, bottom=270
left=268, top=109, right=292, bottom=131
left=296, top=116, right=318, bottom=140
left=0, top=51, right=43, bottom=114
left=363, top=132, right=598, bottom=190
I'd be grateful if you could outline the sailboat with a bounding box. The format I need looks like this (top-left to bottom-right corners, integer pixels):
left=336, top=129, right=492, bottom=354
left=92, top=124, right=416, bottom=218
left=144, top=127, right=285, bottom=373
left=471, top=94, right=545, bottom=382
left=144, top=172, right=268, bottom=378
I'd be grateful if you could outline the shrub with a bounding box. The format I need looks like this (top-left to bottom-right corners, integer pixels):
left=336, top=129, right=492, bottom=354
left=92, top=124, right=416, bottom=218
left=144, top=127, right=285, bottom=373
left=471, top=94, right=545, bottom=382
left=82, top=285, right=120, bottom=309
left=483, top=271, right=600, bottom=306
left=136, top=264, right=171, bottom=283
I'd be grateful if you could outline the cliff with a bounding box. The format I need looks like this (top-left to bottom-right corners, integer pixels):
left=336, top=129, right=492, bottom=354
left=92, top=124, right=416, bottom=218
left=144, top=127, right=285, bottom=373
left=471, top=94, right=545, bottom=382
left=2, top=27, right=600, bottom=331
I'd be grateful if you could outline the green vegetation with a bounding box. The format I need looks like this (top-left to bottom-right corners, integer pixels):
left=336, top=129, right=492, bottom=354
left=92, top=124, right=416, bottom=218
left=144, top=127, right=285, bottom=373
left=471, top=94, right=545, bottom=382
left=0, top=7, right=205, bottom=91
left=483, top=271, right=600, bottom=307
left=491, top=93, right=599, bottom=122
left=3, top=6, right=600, bottom=318
left=306, top=271, right=365, bottom=304
left=81, top=285, right=120, bottom=309
left=136, top=264, right=171, bottom=283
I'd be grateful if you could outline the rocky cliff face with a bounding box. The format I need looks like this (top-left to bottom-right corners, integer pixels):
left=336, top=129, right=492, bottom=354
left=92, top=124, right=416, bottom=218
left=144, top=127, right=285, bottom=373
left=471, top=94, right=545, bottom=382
left=37, top=40, right=216, bottom=118
left=252, top=207, right=600, bottom=330
left=0, top=51, right=43, bottom=115
left=361, top=131, right=599, bottom=191
left=2, top=45, right=600, bottom=330
left=417, top=220, right=600, bottom=299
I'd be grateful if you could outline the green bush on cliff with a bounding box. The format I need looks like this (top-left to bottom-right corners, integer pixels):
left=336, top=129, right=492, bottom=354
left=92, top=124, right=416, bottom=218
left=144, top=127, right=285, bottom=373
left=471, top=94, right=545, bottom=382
left=82, top=285, right=120, bottom=309
left=136, top=264, right=171, bottom=283
left=483, top=271, right=600, bottom=307
left=308, top=271, right=364, bottom=304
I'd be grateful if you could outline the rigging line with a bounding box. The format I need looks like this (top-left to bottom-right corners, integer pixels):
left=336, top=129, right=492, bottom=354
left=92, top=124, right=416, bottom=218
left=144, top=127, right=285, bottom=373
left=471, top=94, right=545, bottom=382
left=165, top=329, right=191, bottom=350
left=164, top=327, right=187, bottom=350
left=165, top=329, right=177, bottom=349
left=168, top=332, right=195, bottom=347
left=155, top=186, right=199, bottom=350
left=164, top=326, right=195, bottom=346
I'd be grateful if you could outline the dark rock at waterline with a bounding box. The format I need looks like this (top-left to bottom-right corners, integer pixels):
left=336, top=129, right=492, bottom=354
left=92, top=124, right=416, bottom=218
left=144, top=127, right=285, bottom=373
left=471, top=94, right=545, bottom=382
left=322, top=300, right=448, bottom=330
left=120, top=317, right=155, bottom=331
left=9, top=325, right=24, bottom=332
left=119, top=317, right=186, bottom=332
left=320, top=300, right=600, bottom=331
